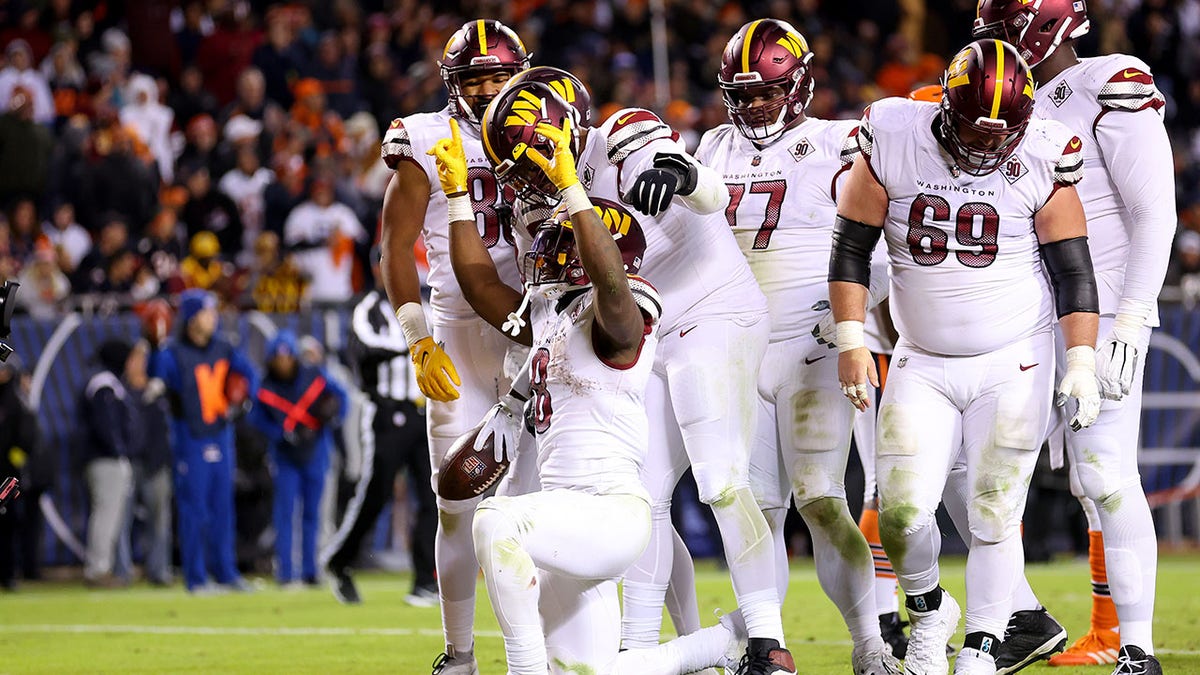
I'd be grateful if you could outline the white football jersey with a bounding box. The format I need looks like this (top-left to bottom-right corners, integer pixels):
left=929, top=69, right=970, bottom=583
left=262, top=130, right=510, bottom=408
left=1033, top=54, right=1170, bottom=322
left=530, top=288, right=658, bottom=501
left=382, top=108, right=522, bottom=322
left=574, top=109, right=768, bottom=334
left=860, top=97, right=1082, bottom=356
left=697, top=117, right=860, bottom=341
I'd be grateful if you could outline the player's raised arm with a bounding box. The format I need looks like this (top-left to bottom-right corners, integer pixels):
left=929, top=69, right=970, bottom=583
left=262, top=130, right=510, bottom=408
left=827, top=153, right=888, bottom=410
left=428, top=118, right=530, bottom=345
left=1035, top=176, right=1101, bottom=431
left=380, top=123, right=463, bottom=402
left=528, top=118, right=647, bottom=362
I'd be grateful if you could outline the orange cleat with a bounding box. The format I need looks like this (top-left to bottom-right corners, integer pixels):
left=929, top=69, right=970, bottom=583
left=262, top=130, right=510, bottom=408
left=1047, top=629, right=1121, bottom=666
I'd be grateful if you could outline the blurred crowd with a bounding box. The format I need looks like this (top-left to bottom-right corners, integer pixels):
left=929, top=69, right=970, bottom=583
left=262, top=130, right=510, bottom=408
left=0, top=0, right=1197, bottom=317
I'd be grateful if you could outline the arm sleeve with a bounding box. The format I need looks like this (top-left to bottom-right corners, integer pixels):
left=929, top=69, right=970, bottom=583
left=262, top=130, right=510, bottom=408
left=618, top=138, right=728, bottom=214
left=1095, top=107, right=1177, bottom=315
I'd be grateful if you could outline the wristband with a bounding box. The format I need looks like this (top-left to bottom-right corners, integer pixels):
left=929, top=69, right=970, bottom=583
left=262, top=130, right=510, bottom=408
left=395, top=302, right=432, bottom=346
left=447, top=194, right=474, bottom=224
left=1112, top=298, right=1152, bottom=342
left=561, top=183, right=593, bottom=217
left=835, top=320, right=866, bottom=353
left=1065, top=345, right=1096, bottom=371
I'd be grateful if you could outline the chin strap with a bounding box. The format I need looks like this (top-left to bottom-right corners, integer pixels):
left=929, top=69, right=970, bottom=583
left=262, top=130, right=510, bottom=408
left=502, top=289, right=533, bottom=337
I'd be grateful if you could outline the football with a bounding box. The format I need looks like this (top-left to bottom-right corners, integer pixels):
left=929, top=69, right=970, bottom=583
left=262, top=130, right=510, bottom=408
left=437, top=422, right=510, bottom=501
left=139, top=298, right=175, bottom=345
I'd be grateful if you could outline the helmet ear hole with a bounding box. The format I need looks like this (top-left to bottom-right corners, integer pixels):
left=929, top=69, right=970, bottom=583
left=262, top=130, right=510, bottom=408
left=1038, top=18, right=1058, bottom=33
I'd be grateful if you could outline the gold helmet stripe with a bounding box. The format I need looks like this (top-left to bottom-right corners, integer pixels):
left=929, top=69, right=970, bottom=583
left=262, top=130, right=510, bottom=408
left=990, top=39, right=1004, bottom=119
left=477, top=19, right=488, bottom=55
left=742, top=19, right=764, bottom=73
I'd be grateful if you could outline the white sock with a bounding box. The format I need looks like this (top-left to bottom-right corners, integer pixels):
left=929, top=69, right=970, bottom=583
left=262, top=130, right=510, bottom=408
left=1097, top=483, right=1157, bottom=653
left=436, top=506, right=479, bottom=650
left=801, top=497, right=879, bottom=651
left=964, top=534, right=1022, bottom=637
left=665, top=527, right=701, bottom=637
left=710, top=487, right=783, bottom=643
left=613, top=622, right=734, bottom=675
left=621, top=502, right=675, bottom=648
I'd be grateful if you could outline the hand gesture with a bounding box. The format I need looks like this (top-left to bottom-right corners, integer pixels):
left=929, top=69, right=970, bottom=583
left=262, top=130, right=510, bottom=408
left=426, top=118, right=469, bottom=196
left=524, top=117, right=580, bottom=191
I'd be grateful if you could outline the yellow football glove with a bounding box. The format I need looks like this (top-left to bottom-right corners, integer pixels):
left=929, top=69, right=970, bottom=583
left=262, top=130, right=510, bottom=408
left=427, top=118, right=469, bottom=196
left=526, top=117, right=579, bottom=191
left=411, top=336, right=462, bottom=402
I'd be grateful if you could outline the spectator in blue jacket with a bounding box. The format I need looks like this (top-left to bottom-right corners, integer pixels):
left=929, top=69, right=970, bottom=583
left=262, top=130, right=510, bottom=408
left=151, top=289, right=258, bottom=593
left=249, top=329, right=346, bottom=587
left=82, top=339, right=135, bottom=588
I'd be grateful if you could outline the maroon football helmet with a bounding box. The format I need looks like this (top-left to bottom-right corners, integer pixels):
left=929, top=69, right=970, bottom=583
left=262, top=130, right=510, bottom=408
left=505, top=66, right=593, bottom=128
left=718, top=19, right=815, bottom=143
left=481, top=81, right=581, bottom=204
left=440, top=20, right=530, bottom=125
left=938, top=39, right=1036, bottom=176
left=525, top=198, right=646, bottom=291
left=973, top=0, right=1090, bottom=67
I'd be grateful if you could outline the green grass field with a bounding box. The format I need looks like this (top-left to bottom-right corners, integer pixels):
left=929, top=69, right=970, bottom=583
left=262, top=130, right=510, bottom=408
left=2, top=555, right=1198, bottom=673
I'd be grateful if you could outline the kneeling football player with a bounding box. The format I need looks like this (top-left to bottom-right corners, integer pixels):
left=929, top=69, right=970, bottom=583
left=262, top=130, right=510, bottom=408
left=427, top=82, right=746, bottom=675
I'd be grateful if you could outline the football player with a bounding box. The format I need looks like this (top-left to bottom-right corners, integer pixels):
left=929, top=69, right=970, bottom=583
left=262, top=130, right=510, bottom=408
left=695, top=19, right=897, bottom=675
left=829, top=40, right=1101, bottom=675
left=428, top=90, right=746, bottom=675
left=483, top=74, right=790, bottom=672
left=375, top=19, right=528, bottom=674
left=970, top=3, right=1175, bottom=674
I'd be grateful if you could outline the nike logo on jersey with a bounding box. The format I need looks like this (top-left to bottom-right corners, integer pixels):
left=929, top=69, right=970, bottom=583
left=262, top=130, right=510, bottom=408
left=679, top=325, right=699, bottom=338
left=1019, top=363, right=1039, bottom=371
left=617, top=112, right=637, bottom=125
left=1123, top=69, right=1142, bottom=79
left=804, top=356, right=826, bottom=365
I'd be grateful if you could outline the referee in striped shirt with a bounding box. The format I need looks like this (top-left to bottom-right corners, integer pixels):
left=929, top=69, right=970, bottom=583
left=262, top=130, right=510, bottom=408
left=322, top=276, right=436, bottom=606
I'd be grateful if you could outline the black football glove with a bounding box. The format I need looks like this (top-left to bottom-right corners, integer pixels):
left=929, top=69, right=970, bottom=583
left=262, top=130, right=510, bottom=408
left=623, top=153, right=699, bottom=217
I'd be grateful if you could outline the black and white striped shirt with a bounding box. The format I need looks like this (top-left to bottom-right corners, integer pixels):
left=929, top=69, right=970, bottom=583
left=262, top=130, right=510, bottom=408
left=349, top=290, right=418, bottom=404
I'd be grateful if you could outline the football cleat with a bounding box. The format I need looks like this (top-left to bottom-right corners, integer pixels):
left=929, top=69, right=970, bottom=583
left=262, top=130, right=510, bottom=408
left=405, top=584, right=439, bottom=608
left=735, top=637, right=796, bottom=675
left=879, top=611, right=910, bottom=659
left=853, top=643, right=903, bottom=675
left=995, top=608, right=1068, bottom=674
left=1111, top=646, right=1162, bottom=675
left=431, top=647, right=479, bottom=675
left=328, top=568, right=361, bottom=605
left=717, top=608, right=750, bottom=671
left=904, top=590, right=961, bottom=675
left=1048, top=628, right=1121, bottom=666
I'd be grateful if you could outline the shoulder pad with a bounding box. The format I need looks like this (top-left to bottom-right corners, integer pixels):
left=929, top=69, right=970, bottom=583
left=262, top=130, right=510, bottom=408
left=1098, top=66, right=1165, bottom=113
left=381, top=118, right=414, bottom=170
left=627, top=275, right=663, bottom=328
left=840, top=124, right=863, bottom=166
left=1054, top=135, right=1084, bottom=186
left=854, top=117, right=874, bottom=159
left=605, top=108, right=677, bottom=164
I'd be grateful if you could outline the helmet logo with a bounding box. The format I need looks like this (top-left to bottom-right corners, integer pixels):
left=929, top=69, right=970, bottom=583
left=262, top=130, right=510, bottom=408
left=947, top=51, right=972, bottom=88
left=776, top=32, right=808, bottom=58
left=548, top=78, right=577, bottom=103
left=596, top=207, right=632, bottom=237
left=476, top=19, right=488, bottom=54
left=504, top=89, right=547, bottom=128
left=468, top=55, right=502, bottom=67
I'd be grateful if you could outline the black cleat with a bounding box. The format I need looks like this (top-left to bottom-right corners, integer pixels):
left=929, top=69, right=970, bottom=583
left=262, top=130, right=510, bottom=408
left=1112, top=646, right=1162, bottom=675
left=329, top=569, right=361, bottom=604
left=735, top=637, right=796, bottom=674
left=879, top=611, right=909, bottom=660
left=995, top=608, right=1068, bottom=674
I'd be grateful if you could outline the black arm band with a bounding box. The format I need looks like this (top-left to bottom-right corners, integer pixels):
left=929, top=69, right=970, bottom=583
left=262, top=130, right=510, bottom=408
left=828, top=215, right=883, bottom=287
left=1040, top=236, right=1100, bottom=317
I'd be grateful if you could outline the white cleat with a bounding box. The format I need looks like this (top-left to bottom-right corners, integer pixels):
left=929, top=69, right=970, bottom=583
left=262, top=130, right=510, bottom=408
left=904, top=591, right=961, bottom=675
left=853, top=643, right=903, bottom=674
left=717, top=608, right=749, bottom=672
left=953, top=647, right=997, bottom=674
left=431, top=647, right=479, bottom=675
